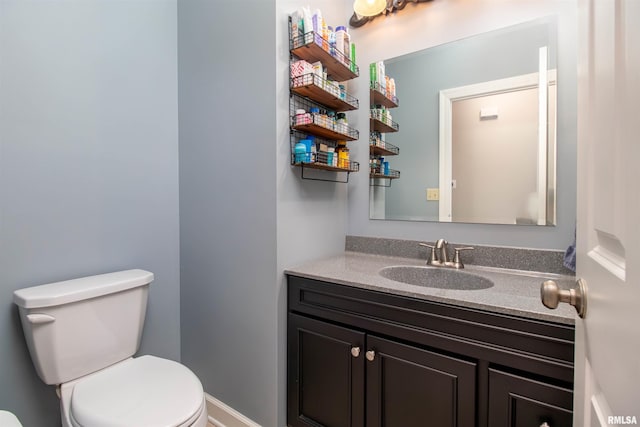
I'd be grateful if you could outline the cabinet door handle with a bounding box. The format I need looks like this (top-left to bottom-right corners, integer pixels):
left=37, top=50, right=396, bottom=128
left=351, top=347, right=361, bottom=358
left=540, top=423, right=550, bottom=427
left=366, top=350, right=376, bottom=361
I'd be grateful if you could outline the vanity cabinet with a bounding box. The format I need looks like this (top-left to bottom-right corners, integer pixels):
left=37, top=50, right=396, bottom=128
left=287, top=275, right=575, bottom=427
left=488, top=369, right=573, bottom=427
left=288, top=314, right=475, bottom=427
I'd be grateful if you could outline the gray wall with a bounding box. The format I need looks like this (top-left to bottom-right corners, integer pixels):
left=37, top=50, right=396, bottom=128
left=349, top=0, right=577, bottom=250
left=178, top=0, right=279, bottom=425
left=275, top=1, right=353, bottom=425
left=0, top=1, right=180, bottom=426
left=179, top=0, right=352, bottom=425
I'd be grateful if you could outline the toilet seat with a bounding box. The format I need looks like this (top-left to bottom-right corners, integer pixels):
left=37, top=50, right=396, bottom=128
left=69, top=355, right=204, bottom=427
left=0, top=410, right=23, bottom=427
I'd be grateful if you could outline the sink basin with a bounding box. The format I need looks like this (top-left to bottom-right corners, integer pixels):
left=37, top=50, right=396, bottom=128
left=379, top=266, right=494, bottom=290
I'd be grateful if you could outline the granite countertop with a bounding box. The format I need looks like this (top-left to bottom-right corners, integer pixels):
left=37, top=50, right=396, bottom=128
left=285, top=251, right=577, bottom=325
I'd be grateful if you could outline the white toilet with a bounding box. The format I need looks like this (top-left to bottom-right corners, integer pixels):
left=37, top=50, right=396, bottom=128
left=0, top=410, right=23, bottom=427
left=13, top=269, right=208, bottom=427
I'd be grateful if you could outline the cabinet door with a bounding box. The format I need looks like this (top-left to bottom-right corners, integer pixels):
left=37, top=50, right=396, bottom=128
left=488, top=368, right=573, bottom=427
left=365, top=335, right=476, bottom=427
left=288, top=313, right=365, bottom=427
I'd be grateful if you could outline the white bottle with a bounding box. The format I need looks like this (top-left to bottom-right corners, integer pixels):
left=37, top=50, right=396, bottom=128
left=335, top=26, right=347, bottom=62
left=343, top=29, right=351, bottom=66
left=291, top=9, right=303, bottom=39
left=377, top=61, right=386, bottom=91
left=302, top=7, right=313, bottom=43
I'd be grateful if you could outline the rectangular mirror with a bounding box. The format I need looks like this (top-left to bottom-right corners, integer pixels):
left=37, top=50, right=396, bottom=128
left=369, top=17, right=558, bottom=226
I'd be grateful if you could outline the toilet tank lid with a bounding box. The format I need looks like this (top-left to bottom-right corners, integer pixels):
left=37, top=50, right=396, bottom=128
left=13, top=269, right=154, bottom=309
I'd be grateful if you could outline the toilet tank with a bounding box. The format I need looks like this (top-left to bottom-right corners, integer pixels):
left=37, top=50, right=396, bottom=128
left=13, top=269, right=154, bottom=385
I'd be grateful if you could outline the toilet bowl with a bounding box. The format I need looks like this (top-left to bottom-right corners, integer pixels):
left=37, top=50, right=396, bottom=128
left=61, top=356, right=208, bottom=427
left=0, top=410, right=23, bottom=427
left=13, top=269, right=208, bottom=427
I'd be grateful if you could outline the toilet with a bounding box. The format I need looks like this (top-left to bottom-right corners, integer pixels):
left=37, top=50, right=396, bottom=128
left=13, top=269, right=208, bottom=427
left=0, top=410, right=23, bottom=427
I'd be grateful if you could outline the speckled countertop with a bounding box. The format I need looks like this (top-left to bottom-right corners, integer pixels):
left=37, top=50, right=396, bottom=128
left=285, top=251, right=576, bottom=325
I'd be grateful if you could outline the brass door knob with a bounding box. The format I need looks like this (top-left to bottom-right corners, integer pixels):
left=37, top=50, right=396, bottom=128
left=541, top=278, right=587, bottom=318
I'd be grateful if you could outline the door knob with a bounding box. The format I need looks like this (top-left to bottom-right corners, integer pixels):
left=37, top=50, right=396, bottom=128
left=540, top=278, right=587, bottom=318
left=366, top=350, right=376, bottom=361
left=351, top=347, right=361, bottom=358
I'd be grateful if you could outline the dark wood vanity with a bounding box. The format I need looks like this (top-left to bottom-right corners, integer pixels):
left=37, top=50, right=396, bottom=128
left=287, top=275, right=574, bottom=427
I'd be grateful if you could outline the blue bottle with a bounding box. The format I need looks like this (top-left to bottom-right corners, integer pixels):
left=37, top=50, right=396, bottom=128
left=295, top=141, right=307, bottom=163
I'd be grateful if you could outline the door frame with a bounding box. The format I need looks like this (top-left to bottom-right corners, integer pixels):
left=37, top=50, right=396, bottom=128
left=438, top=69, right=557, bottom=223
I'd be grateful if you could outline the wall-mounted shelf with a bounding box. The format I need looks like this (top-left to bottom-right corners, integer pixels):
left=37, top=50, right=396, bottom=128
left=291, top=73, right=358, bottom=111
left=370, top=116, right=399, bottom=133
left=295, top=160, right=360, bottom=184
left=370, top=82, right=399, bottom=108
left=295, top=160, right=360, bottom=173
left=369, top=135, right=399, bottom=156
left=370, top=169, right=400, bottom=187
left=289, top=16, right=359, bottom=184
left=290, top=32, right=359, bottom=82
left=289, top=129, right=360, bottom=183
left=291, top=114, right=358, bottom=141
left=370, top=170, right=400, bottom=180
left=369, top=65, right=400, bottom=188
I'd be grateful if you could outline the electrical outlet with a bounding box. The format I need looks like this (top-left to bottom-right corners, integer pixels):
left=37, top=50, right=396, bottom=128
left=426, top=188, right=440, bottom=201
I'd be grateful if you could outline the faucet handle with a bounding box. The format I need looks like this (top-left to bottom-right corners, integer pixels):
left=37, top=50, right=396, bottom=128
left=419, top=242, right=438, bottom=265
left=452, top=246, right=474, bottom=269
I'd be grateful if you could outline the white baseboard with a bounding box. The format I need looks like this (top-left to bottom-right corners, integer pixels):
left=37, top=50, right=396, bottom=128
left=205, top=393, right=261, bottom=427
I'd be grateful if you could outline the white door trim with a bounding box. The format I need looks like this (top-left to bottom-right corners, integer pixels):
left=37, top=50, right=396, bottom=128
left=438, top=70, right=557, bottom=222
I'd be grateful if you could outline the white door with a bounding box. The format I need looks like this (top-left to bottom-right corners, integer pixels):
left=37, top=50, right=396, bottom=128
left=574, top=0, right=640, bottom=426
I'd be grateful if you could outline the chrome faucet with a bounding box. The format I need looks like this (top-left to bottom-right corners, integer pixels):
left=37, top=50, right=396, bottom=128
left=435, top=238, right=449, bottom=264
left=419, top=240, right=474, bottom=269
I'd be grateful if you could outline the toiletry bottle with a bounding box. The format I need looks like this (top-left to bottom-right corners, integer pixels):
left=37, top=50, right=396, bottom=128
left=328, top=26, right=336, bottom=56
left=321, top=16, right=329, bottom=51
left=336, top=113, right=347, bottom=134
left=298, top=139, right=311, bottom=162
left=291, top=9, right=303, bottom=39
left=294, top=141, right=307, bottom=163
left=302, top=7, right=313, bottom=43
left=350, top=41, right=357, bottom=73
left=327, top=147, right=335, bottom=167
left=370, top=63, right=377, bottom=88
left=343, top=29, right=351, bottom=66
left=335, top=26, right=347, bottom=62
left=312, top=9, right=323, bottom=46
left=309, top=107, right=320, bottom=126
left=336, top=141, right=349, bottom=169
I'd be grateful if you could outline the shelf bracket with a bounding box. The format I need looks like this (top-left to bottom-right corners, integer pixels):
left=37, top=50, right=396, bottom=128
left=301, top=164, right=351, bottom=184
left=370, top=177, right=393, bottom=188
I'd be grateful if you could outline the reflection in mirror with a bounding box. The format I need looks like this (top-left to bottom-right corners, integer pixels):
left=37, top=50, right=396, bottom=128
left=369, top=17, right=558, bottom=226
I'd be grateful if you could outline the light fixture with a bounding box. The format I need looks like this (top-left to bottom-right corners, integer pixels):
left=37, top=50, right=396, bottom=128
left=353, top=0, right=386, bottom=17
left=350, top=0, right=432, bottom=28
